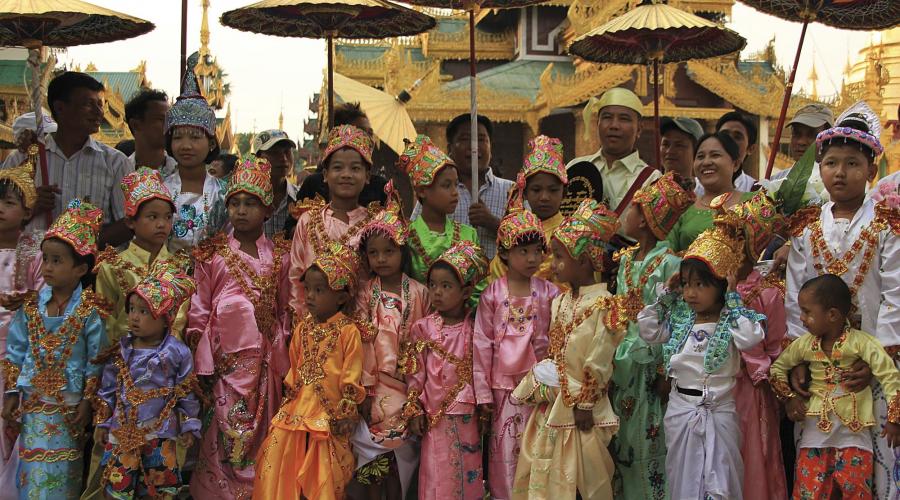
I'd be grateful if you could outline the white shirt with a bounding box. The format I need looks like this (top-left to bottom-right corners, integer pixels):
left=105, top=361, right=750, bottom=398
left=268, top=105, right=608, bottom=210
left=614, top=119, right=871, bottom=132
left=1, top=134, right=132, bottom=228
left=164, top=172, right=229, bottom=251
left=786, top=199, right=900, bottom=346
left=127, top=152, right=178, bottom=179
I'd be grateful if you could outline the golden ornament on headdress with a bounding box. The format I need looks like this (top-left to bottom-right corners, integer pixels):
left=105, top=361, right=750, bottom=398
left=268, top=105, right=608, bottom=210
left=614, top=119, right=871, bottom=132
left=683, top=212, right=745, bottom=279
left=0, top=145, right=38, bottom=209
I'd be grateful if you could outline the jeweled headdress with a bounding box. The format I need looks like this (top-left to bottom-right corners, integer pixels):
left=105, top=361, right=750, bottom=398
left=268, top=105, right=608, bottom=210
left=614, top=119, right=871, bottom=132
left=44, top=199, right=103, bottom=257
left=433, top=240, right=488, bottom=286
left=0, top=145, right=38, bottom=209
left=165, top=52, right=217, bottom=138
left=731, top=189, right=786, bottom=260
left=683, top=211, right=745, bottom=280
left=121, top=167, right=173, bottom=218
left=522, top=135, right=567, bottom=184
left=308, top=241, right=362, bottom=292
left=359, top=180, right=408, bottom=246
left=816, top=101, right=883, bottom=158
left=552, top=198, right=619, bottom=271
left=226, top=155, right=274, bottom=206
left=130, top=262, right=195, bottom=321
left=632, top=171, right=695, bottom=240
left=399, top=134, right=455, bottom=188
left=497, top=173, right=545, bottom=250
left=321, top=125, right=374, bottom=167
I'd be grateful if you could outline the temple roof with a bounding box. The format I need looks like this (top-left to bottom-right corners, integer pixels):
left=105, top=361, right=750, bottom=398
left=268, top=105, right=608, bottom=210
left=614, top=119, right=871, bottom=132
left=0, top=60, right=26, bottom=88
left=85, top=70, right=144, bottom=101
left=444, top=60, right=575, bottom=101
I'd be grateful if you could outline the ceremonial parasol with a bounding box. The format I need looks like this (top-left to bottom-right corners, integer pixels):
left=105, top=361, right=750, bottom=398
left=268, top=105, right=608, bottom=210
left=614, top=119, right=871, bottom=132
left=333, top=72, right=419, bottom=156
left=735, top=0, right=900, bottom=179
left=568, top=0, right=745, bottom=169
left=0, top=0, right=154, bottom=224
left=398, top=0, right=543, bottom=197
left=220, top=0, right=435, bottom=127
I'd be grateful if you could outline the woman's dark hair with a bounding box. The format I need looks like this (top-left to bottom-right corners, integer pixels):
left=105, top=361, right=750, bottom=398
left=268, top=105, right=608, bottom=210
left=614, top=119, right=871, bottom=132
left=427, top=260, right=464, bottom=286
left=680, top=258, right=726, bottom=303
left=42, top=237, right=96, bottom=289
left=165, top=127, right=220, bottom=165
left=498, top=232, right=545, bottom=265
left=358, top=232, right=412, bottom=278
left=820, top=114, right=877, bottom=161
left=217, top=153, right=239, bottom=177
left=800, top=274, right=852, bottom=316
left=696, top=132, right=741, bottom=183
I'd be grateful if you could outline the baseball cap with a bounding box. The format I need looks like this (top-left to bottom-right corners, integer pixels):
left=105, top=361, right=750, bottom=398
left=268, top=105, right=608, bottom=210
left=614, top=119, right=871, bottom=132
left=660, top=117, right=704, bottom=142
left=251, top=129, right=296, bottom=154
left=787, top=104, right=834, bottom=130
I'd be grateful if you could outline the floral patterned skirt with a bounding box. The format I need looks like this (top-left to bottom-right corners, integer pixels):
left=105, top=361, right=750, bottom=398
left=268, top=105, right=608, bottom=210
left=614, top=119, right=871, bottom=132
left=17, top=402, right=83, bottom=500
left=100, top=437, right=181, bottom=499
left=794, top=447, right=873, bottom=500
left=419, top=414, right=483, bottom=500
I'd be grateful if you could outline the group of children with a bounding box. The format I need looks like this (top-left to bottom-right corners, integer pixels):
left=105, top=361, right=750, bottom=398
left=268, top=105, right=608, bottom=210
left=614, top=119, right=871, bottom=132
left=0, top=92, right=898, bottom=500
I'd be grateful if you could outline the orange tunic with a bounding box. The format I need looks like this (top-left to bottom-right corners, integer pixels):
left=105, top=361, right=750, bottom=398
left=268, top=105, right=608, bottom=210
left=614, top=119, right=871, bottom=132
left=253, top=312, right=365, bottom=500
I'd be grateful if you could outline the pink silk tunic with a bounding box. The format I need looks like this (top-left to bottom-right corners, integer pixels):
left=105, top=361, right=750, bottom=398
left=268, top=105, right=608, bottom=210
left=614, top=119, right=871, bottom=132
left=735, top=270, right=788, bottom=500
left=473, top=276, right=558, bottom=500
left=188, top=232, right=291, bottom=500
left=289, top=204, right=371, bottom=316
left=0, top=231, right=42, bottom=500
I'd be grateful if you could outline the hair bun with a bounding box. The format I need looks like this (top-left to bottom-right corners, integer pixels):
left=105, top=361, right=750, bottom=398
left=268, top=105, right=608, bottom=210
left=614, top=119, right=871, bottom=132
left=838, top=113, right=870, bottom=134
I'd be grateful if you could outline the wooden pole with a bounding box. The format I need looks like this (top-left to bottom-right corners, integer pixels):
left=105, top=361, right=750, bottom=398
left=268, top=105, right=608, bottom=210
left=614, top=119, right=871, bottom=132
left=764, top=19, right=809, bottom=179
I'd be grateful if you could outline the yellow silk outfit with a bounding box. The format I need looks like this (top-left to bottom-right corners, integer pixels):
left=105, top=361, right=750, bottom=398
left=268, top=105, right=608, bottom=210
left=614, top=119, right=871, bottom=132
left=253, top=312, right=365, bottom=500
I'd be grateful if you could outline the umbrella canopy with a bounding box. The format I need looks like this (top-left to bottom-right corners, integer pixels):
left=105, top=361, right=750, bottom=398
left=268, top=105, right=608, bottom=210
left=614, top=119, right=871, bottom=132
left=220, top=0, right=435, bottom=39
left=333, top=72, right=417, bottom=156
left=738, top=0, right=900, bottom=30
left=0, top=0, right=154, bottom=47
left=568, top=0, right=746, bottom=170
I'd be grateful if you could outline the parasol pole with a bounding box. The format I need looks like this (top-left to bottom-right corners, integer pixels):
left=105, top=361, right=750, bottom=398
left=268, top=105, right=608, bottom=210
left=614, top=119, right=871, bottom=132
left=764, top=17, right=810, bottom=179
left=653, top=57, right=661, bottom=170
left=469, top=8, right=478, bottom=198
left=181, top=0, right=188, bottom=84
left=328, top=32, right=335, bottom=127
left=24, top=41, right=52, bottom=227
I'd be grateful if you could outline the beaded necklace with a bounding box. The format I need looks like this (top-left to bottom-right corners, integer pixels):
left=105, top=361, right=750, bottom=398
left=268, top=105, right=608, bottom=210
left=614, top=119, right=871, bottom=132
left=295, top=314, right=360, bottom=424
left=409, top=220, right=461, bottom=270
left=808, top=216, right=884, bottom=299
left=219, top=238, right=288, bottom=339
left=619, top=245, right=669, bottom=313
left=308, top=204, right=375, bottom=255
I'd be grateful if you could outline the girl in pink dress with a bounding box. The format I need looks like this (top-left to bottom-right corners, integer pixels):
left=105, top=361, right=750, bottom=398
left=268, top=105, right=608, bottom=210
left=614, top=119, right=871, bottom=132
left=473, top=176, right=558, bottom=500
left=188, top=157, right=292, bottom=499
left=0, top=158, right=41, bottom=500
left=351, top=181, right=429, bottom=499
left=402, top=241, right=490, bottom=500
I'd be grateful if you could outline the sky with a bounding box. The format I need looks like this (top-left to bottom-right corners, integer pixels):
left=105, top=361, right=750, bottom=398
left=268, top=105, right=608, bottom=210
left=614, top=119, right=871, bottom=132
left=55, top=1, right=884, bottom=141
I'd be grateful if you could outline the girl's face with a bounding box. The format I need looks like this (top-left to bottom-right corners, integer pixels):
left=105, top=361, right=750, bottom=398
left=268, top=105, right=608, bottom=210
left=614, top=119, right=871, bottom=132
left=427, top=266, right=469, bottom=315
left=621, top=202, right=646, bottom=241
left=303, top=267, right=349, bottom=322
left=171, top=126, right=213, bottom=168
left=0, top=188, right=30, bottom=233
left=226, top=193, right=270, bottom=234
left=364, top=234, right=403, bottom=279
left=550, top=238, right=584, bottom=285
left=524, top=173, right=564, bottom=221
left=127, top=294, right=167, bottom=341
left=126, top=199, right=174, bottom=250
left=324, top=148, right=370, bottom=202
left=694, top=137, right=738, bottom=193
left=819, top=144, right=876, bottom=204
left=502, top=240, right=544, bottom=279
left=417, top=166, right=459, bottom=216
left=40, top=239, right=87, bottom=289
left=681, top=268, right=724, bottom=316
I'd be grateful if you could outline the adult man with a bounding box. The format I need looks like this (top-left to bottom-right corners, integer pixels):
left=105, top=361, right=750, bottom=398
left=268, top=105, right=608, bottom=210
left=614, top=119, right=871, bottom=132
left=660, top=117, right=703, bottom=180
left=713, top=111, right=758, bottom=192
left=564, top=87, right=659, bottom=219
left=252, top=129, right=300, bottom=238
left=771, top=103, right=834, bottom=180
left=410, top=113, right=514, bottom=259
left=124, top=89, right=177, bottom=178
left=2, top=72, right=132, bottom=245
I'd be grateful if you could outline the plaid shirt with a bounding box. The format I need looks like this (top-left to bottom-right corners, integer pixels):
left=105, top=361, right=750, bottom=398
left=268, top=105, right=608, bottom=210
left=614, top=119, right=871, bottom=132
left=264, top=181, right=299, bottom=238
left=2, top=134, right=133, bottom=229
left=411, top=168, right=514, bottom=259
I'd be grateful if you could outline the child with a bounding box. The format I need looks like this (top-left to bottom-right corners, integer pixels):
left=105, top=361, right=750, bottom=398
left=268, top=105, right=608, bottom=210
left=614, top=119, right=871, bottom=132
left=351, top=181, right=429, bottom=498
left=1, top=200, right=109, bottom=498
left=188, top=156, right=292, bottom=500
left=512, top=199, right=631, bottom=499
left=163, top=53, right=228, bottom=251
left=254, top=242, right=366, bottom=500
left=610, top=171, right=694, bottom=500
left=94, top=264, right=201, bottom=499
left=729, top=190, right=789, bottom=500
left=401, top=135, right=480, bottom=297
left=771, top=274, right=900, bottom=499
left=488, top=135, right=568, bottom=284
left=290, top=125, right=379, bottom=316
left=95, top=167, right=189, bottom=344
left=473, top=177, right=558, bottom=500
left=0, top=156, right=42, bottom=498
left=637, top=214, right=766, bottom=500
left=402, top=240, right=490, bottom=499
left=785, top=103, right=900, bottom=497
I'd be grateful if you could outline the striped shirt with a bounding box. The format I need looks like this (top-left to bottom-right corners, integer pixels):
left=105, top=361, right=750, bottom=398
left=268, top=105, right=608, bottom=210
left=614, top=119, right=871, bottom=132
left=2, top=135, right=133, bottom=229
left=410, top=168, right=514, bottom=259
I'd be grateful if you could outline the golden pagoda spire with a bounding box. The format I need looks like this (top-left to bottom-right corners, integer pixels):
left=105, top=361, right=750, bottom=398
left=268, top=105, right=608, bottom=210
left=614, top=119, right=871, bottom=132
left=808, top=55, right=819, bottom=101
left=200, top=0, right=211, bottom=59
left=278, top=109, right=284, bottom=131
